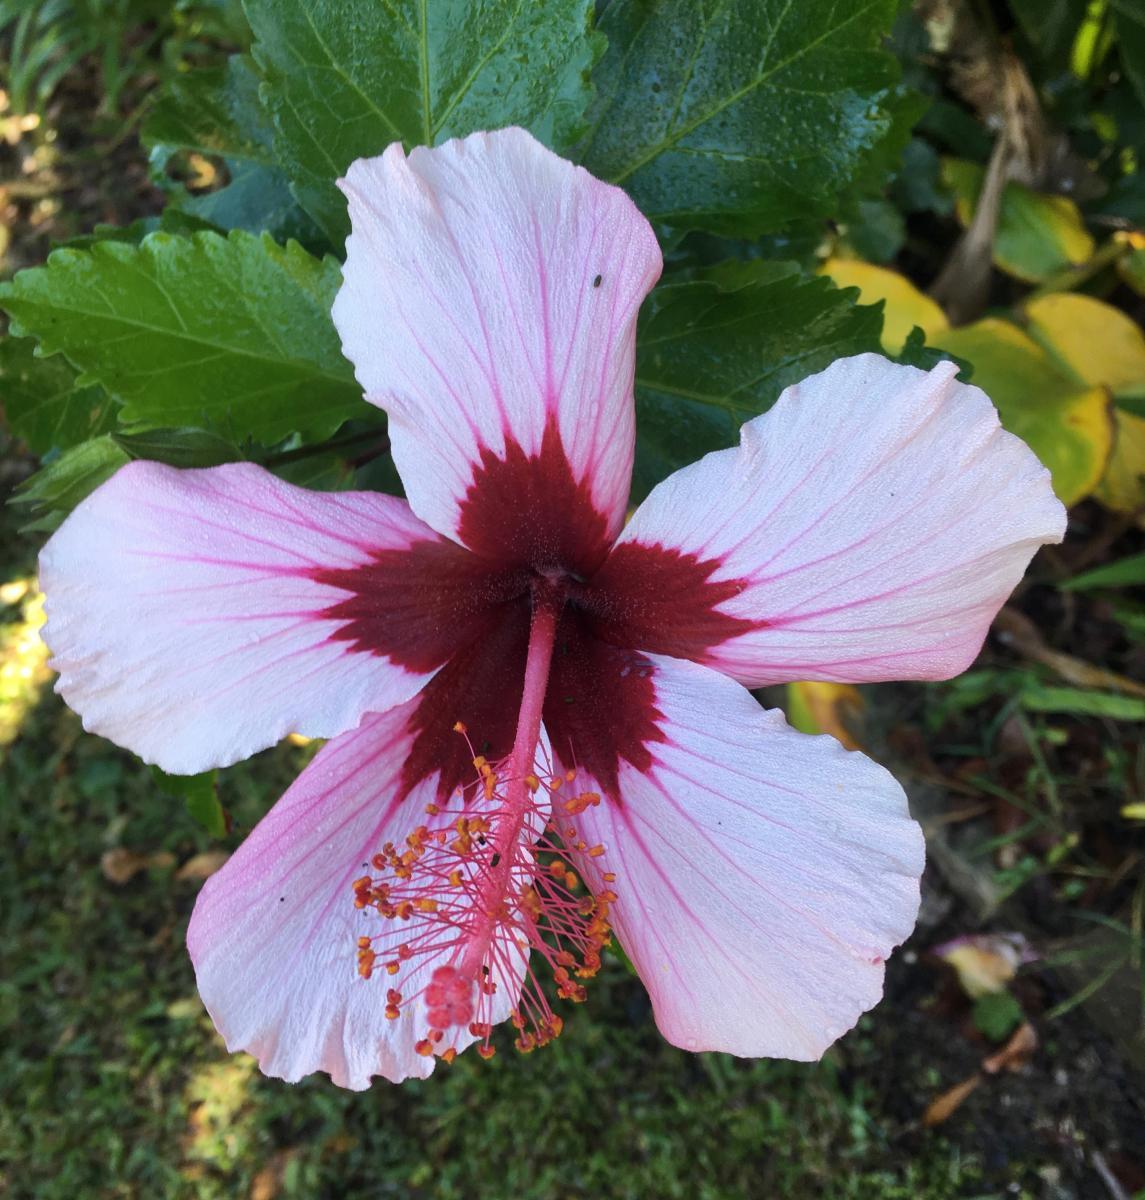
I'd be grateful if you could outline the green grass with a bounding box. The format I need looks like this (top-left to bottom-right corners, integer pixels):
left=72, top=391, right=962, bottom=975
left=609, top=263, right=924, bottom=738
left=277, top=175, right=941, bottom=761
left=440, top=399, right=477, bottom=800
left=0, top=691, right=976, bottom=1200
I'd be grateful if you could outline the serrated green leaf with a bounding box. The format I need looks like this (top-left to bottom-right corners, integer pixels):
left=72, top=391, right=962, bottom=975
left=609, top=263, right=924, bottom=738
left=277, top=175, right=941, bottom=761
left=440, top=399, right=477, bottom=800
left=10, top=436, right=131, bottom=531
left=64, top=209, right=221, bottom=251
left=581, top=0, right=901, bottom=237
left=0, top=230, right=373, bottom=445
left=142, top=56, right=320, bottom=244
left=0, top=335, right=116, bottom=453
left=632, top=267, right=884, bottom=496
left=245, top=0, right=603, bottom=244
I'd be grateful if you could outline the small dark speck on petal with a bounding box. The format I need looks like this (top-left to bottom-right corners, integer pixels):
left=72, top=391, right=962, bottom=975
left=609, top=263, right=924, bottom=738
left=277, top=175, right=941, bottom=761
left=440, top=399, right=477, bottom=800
left=593, top=274, right=602, bottom=288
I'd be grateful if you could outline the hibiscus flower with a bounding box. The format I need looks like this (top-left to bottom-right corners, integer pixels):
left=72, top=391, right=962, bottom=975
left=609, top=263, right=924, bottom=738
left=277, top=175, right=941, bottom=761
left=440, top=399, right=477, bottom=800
left=38, top=128, right=1065, bottom=1089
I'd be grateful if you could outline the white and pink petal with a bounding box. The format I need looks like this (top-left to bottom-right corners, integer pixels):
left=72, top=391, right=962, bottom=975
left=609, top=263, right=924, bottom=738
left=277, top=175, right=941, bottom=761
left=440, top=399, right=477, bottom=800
left=545, top=651, right=923, bottom=1060
left=584, top=355, right=1066, bottom=684
left=39, top=460, right=506, bottom=774
left=333, top=127, right=662, bottom=574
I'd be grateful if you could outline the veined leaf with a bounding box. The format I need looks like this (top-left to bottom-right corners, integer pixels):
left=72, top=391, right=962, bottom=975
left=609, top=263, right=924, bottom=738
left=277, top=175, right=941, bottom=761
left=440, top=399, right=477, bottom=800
left=582, top=0, right=903, bottom=236
left=246, top=0, right=602, bottom=244
left=632, top=266, right=884, bottom=496
left=0, top=335, right=116, bottom=453
left=0, top=230, right=372, bottom=445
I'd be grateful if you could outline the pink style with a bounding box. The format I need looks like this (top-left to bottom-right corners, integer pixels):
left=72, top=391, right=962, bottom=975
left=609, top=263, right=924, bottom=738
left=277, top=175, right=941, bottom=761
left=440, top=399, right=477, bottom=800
left=38, top=127, right=1066, bottom=1089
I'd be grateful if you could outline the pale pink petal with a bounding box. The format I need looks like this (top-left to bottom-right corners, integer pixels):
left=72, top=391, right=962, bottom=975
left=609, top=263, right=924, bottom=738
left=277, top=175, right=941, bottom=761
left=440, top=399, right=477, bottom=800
left=333, top=127, right=662, bottom=573
left=552, top=654, right=924, bottom=1060
left=38, top=460, right=502, bottom=774
left=188, top=702, right=532, bottom=1088
left=584, top=355, right=1067, bottom=684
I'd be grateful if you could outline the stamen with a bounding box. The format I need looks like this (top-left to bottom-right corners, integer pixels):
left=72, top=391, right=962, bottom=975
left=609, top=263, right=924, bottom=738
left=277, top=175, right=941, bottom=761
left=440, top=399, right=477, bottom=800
left=352, top=741, right=616, bottom=1061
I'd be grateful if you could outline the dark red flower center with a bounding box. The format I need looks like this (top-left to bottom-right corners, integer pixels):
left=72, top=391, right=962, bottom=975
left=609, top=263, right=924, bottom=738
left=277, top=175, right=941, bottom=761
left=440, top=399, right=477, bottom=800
left=308, top=426, right=756, bottom=802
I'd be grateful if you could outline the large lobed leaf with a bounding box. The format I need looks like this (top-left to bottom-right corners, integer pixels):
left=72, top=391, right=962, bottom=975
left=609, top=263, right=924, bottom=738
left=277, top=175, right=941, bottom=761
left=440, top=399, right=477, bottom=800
left=581, top=0, right=902, bottom=236
left=632, top=263, right=884, bottom=496
left=245, top=0, right=603, bottom=243
left=0, top=230, right=373, bottom=445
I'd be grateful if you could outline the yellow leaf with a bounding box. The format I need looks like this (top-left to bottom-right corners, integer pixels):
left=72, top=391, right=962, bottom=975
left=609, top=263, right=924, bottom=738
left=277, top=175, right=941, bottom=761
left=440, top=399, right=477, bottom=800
left=820, top=258, right=949, bottom=355
left=942, top=158, right=1095, bottom=283
left=1023, top=293, right=1145, bottom=395
left=785, top=680, right=864, bottom=750
left=1021, top=294, right=1145, bottom=514
left=931, top=319, right=1113, bottom=505
left=1094, top=407, right=1145, bottom=515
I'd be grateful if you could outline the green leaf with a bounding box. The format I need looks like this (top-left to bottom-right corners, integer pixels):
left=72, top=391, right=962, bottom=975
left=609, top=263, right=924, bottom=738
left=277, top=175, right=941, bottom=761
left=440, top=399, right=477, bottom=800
left=142, top=56, right=320, bottom=245
left=1020, top=683, right=1145, bottom=721
left=0, top=335, right=116, bottom=454
left=581, top=0, right=902, bottom=237
left=837, top=196, right=905, bottom=265
left=111, top=428, right=243, bottom=469
left=941, top=158, right=1096, bottom=284
left=0, top=230, right=373, bottom=445
left=151, top=767, right=227, bottom=837
left=972, top=991, right=1024, bottom=1042
left=632, top=265, right=883, bottom=496
left=10, top=436, right=131, bottom=531
left=891, top=138, right=954, bottom=216
left=246, top=0, right=603, bottom=244
left=143, top=57, right=273, bottom=166
left=1063, top=553, right=1145, bottom=591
